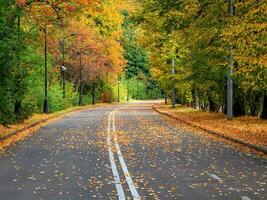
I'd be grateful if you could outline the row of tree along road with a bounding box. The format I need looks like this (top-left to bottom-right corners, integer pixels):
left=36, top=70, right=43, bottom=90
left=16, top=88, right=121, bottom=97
left=138, top=0, right=267, bottom=119
left=0, top=0, right=266, bottom=127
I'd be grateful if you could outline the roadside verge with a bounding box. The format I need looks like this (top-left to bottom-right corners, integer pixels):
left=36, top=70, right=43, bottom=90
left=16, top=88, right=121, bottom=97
left=153, top=105, right=267, bottom=155
left=0, top=103, right=112, bottom=149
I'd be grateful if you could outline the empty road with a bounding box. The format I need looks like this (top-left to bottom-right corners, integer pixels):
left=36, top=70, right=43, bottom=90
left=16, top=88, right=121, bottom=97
left=0, top=101, right=266, bottom=199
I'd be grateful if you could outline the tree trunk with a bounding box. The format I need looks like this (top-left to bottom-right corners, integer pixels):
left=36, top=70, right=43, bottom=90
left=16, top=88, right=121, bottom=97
left=193, top=89, right=199, bottom=110
left=261, top=93, right=267, bottom=119
left=248, top=91, right=261, bottom=116
left=79, top=82, right=84, bottom=106
left=233, top=84, right=245, bottom=116
left=14, top=12, right=22, bottom=117
left=204, top=101, right=209, bottom=111
left=127, top=79, right=129, bottom=101
left=208, top=96, right=218, bottom=112
left=92, top=84, right=96, bottom=105
left=14, top=100, right=21, bottom=115
left=164, top=92, right=167, bottom=105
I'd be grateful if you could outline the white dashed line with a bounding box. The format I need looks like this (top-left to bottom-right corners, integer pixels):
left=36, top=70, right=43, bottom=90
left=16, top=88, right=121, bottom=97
left=107, top=112, right=126, bottom=200
left=208, top=173, right=222, bottom=181
left=241, top=196, right=251, bottom=200
left=112, top=112, right=141, bottom=200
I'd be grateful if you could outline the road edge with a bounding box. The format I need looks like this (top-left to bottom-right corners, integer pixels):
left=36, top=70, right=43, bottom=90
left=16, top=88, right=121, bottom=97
left=153, top=105, right=267, bottom=155
left=0, top=103, right=113, bottom=142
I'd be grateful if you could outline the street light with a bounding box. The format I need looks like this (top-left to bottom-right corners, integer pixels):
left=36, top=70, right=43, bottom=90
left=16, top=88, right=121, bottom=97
left=227, top=0, right=234, bottom=120
left=60, top=32, right=76, bottom=99
left=77, top=51, right=83, bottom=106
left=171, top=58, right=175, bottom=108
left=117, top=80, right=120, bottom=102
left=61, top=65, right=67, bottom=71
left=127, top=78, right=129, bottom=101
left=136, top=74, right=142, bottom=100
left=40, top=18, right=67, bottom=113
left=43, top=25, right=49, bottom=114
left=59, top=65, right=67, bottom=99
left=77, top=44, right=92, bottom=106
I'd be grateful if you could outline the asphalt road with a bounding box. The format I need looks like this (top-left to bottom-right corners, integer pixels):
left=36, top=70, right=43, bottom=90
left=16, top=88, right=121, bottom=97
left=0, top=101, right=266, bottom=200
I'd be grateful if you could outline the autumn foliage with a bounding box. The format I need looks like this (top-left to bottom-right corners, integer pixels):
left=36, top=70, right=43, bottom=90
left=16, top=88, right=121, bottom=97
left=138, top=0, right=267, bottom=119
left=0, top=0, right=133, bottom=125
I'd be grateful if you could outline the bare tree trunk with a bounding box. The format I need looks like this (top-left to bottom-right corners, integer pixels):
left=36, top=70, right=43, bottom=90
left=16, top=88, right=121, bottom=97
left=92, top=83, right=96, bottom=105
left=164, top=92, right=167, bottom=105
left=193, top=89, right=199, bottom=110
left=171, top=58, right=175, bottom=108
left=79, top=82, right=84, bottom=106
left=14, top=11, right=21, bottom=116
left=261, top=92, right=267, bottom=119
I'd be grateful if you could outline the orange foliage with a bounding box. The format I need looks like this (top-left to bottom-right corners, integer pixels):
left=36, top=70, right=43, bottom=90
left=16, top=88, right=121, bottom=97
left=64, top=21, right=110, bottom=86
left=156, top=105, right=267, bottom=149
left=18, top=0, right=129, bottom=88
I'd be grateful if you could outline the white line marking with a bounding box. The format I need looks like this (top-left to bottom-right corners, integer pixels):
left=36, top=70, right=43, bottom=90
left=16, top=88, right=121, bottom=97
left=241, top=196, right=251, bottom=200
left=112, top=112, right=141, bottom=200
left=107, top=112, right=126, bottom=200
left=208, top=173, right=222, bottom=181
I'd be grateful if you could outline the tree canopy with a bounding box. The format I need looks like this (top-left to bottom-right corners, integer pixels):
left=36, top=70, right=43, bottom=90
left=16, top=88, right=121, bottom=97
left=0, top=0, right=266, bottom=126
left=138, top=0, right=267, bottom=118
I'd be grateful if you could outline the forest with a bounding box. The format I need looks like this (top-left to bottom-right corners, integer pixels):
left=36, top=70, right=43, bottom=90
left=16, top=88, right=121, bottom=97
left=0, top=0, right=266, bottom=126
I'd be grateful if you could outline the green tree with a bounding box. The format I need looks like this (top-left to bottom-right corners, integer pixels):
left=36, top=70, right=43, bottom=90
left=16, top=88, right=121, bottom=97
left=0, top=0, right=29, bottom=125
left=139, top=0, right=266, bottom=118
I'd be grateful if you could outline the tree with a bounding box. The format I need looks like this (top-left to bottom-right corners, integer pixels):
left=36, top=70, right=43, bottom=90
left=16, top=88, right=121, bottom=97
left=0, top=0, right=29, bottom=125
left=0, top=0, right=131, bottom=125
left=139, top=0, right=266, bottom=118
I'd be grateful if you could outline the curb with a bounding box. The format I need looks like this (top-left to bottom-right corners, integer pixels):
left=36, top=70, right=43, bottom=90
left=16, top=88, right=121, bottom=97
left=0, top=104, right=111, bottom=142
left=153, top=106, right=267, bottom=155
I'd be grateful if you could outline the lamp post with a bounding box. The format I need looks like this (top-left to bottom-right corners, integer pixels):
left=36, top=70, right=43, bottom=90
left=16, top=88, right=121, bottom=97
left=137, top=81, right=140, bottom=100
left=227, top=0, right=234, bottom=120
left=136, top=73, right=142, bottom=100
left=43, top=25, right=49, bottom=114
left=61, top=33, right=76, bottom=99
left=117, top=80, right=120, bottom=102
left=62, top=65, right=66, bottom=98
left=127, top=79, right=129, bottom=101
left=78, top=51, right=83, bottom=106
left=171, top=58, right=175, bottom=108
left=60, top=65, right=67, bottom=98
left=76, top=45, right=92, bottom=106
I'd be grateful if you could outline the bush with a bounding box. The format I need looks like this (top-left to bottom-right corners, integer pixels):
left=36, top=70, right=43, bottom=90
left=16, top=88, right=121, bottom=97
left=101, top=91, right=112, bottom=103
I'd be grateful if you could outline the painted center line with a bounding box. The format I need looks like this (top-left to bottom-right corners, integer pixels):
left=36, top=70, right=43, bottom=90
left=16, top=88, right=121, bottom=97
left=107, top=112, right=125, bottom=200
left=107, top=111, right=140, bottom=200
left=241, top=196, right=251, bottom=200
left=208, top=173, right=222, bottom=181
left=112, top=111, right=140, bottom=200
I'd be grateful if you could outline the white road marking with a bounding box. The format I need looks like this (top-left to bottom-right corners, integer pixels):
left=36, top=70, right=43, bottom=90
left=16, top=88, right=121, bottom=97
left=107, top=112, right=126, bottom=200
left=208, top=174, right=222, bottom=181
left=112, top=112, right=141, bottom=200
left=241, top=196, right=251, bottom=200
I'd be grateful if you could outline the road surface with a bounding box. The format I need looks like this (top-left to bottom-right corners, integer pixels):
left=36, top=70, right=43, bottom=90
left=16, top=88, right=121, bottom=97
left=0, top=101, right=266, bottom=199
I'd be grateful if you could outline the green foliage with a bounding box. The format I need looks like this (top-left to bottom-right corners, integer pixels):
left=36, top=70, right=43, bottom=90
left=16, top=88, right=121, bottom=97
left=49, top=84, right=76, bottom=112
left=0, top=0, right=136, bottom=126
left=0, top=0, right=25, bottom=125
left=2, top=0, right=264, bottom=127
left=139, top=0, right=266, bottom=117
left=124, top=42, right=150, bottom=79
left=100, top=81, right=114, bottom=103
left=122, top=10, right=150, bottom=79
left=122, top=9, right=159, bottom=100
left=113, top=76, right=160, bottom=101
